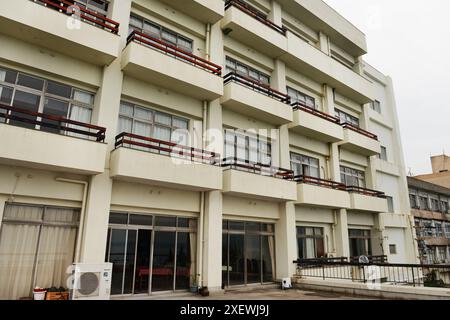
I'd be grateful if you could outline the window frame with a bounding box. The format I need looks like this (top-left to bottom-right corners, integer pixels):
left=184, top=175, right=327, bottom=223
left=335, top=108, right=360, bottom=127
left=340, top=165, right=366, bottom=188
left=296, top=226, right=325, bottom=259
left=286, top=86, right=316, bottom=109
left=223, top=129, right=272, bottom=166
left=290, top=152, right=320, bottom=178
left=225, top=56, right=271, bottom=85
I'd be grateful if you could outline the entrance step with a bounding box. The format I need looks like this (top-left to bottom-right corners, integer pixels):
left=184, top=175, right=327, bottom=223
left=225, top=283, right=281, bottom=294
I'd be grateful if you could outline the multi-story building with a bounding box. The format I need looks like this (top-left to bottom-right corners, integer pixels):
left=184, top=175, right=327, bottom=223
left=409, top=173, right=450, bottom=265
left=0, top=0, right=417, bottom=299
left=415, top=154, right=450, bottom=189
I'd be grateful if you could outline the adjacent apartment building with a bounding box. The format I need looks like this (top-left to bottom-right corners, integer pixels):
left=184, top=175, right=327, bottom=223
left=0, top=0, right=417, bottom=299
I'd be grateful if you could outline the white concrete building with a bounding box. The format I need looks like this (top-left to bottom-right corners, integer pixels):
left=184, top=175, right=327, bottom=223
left=0, top=0, right=417, bottom=299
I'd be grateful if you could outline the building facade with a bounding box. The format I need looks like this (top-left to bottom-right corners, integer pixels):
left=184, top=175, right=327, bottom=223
left=409, top=172, right=450, bottom=265
left=415, top=154, right=450, bottom=189
left=0, top=0, right=417, bottom=299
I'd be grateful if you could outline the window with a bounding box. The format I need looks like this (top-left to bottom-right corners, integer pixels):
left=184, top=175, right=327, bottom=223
left=422, top=220, right=434, bottom=237
left=419, top=196, right=429, bottom=210
left=297, top=227, right=325, bottom=259
left=223, top=129, right=272, bottom=166
left=349, top=229, right=372, bottom=257
left=386, top=196, right=394, bottom=213
left=409, top=194, right=418, bottom=209
left=335, top=109, right=359, bottom=127
left=225, top=57, right=270, bottom=85
left=287, top=87, right=315, bottom=109
left=379, top=146, right=388, bottom=161
left=290, top=152, right=320, bottom=178
left=430, top=198, right=440, bottom=212
left=435, top=222, right=443, bottom=238
left=436, top=247, right=447, bottom=263
left=129, top=15, right=193, bottom=53
left=0, top=66, right=94, bottom=135
left=340, top=166, right=366, bottom=188
left=440, top=200, right=449, bottom=213
left=444, top=223, right=450, bottom=238
left=389, top=244, right=397, bottom=255
left=118, top=102, right=189, bottom=146
left=370, top=100, right=381, bottom=113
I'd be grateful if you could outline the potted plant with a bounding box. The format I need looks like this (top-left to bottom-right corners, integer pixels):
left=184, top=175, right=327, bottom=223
left=190, top=276, right=199, bottom=293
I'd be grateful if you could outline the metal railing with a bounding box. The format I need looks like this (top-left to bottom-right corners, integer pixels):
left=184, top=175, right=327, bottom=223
left=342, top=122, right=378, bottom=141
left=0, top=103, right=106, bottom=142
left=33, top=0, right=120, bottom=34
left=294, top=175, right=347, bottom=191
left=224, top=0, right=286, bottom=35
left=127, top=30, right=222, bottom=76
left=294, top=257, right=450, bottom=288
left=224, top=72, right=291, bottom=104
left=115, top=132, right=220, bottom=165
left=222, top=157, right=294, bottom=180
left=292, top=102, right=341, bottom=124
left=346, top=185, right=386, bottom=198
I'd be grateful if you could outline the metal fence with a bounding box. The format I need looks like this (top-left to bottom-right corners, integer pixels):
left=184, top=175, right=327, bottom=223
left=294, top=257, right=450, bottom=288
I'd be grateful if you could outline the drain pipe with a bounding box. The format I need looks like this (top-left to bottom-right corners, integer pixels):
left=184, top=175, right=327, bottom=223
left=56, top=178, right=88, bottom=263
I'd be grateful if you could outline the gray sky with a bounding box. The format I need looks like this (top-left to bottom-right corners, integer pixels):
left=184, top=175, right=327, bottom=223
left=324, top=0, right=450, bottom=175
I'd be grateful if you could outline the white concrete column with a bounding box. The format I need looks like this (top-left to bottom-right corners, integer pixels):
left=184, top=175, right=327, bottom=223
left=319, top=32, right=330, bottom=55
left=209, top=22, right=224, bottom=69
left=275, top=202, right=297, bottom=279
left=372, top=213, right=388, bottom=256
left=278, top=125, right=290, bottom=169
left=365, top=157, right=378, bottom=190
left=202, top=190, right=223, bottom=292
left=271, top=60, right=288, bottom=169
left=80, top=0, right=131, bottom=263
left=322, top=84, right=335, bottom=114
left=353, top=56, right=364, bottom=75
left=80, top=173, right=113, bottom=263
left=206, top=100, right=223, bottom=157
left=334, top=209, right=350, bottom=258
left=329, top=143, right=341, bottom=182
left=268, top=0, right=282, bottom=26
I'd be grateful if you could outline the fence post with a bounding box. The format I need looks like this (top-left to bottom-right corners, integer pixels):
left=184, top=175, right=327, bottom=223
left=322, top=265, right=325, bottom=280
left=411, top=267, right=415, bottom=287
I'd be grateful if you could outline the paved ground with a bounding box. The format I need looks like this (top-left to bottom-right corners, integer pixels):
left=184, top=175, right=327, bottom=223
left=124, top=286, right=372, bottom=300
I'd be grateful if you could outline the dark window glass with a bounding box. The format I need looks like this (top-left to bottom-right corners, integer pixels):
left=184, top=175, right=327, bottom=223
left=151, top=231, right=176, bottom=291
left=155, top=216, right=176, bottom=227
left=41, top=98, right=69, bottom=133
left=222, top=233, right=228, bottom=287
left=109, top=213, right=128, bottom=225
left=47, top=81, right=72, bottom=98
left=0, top=68, right=17, bottom=84
left=261, top=235, right=274, bottom=282
left=246, top=234, right=261, bottom=284
left=17, top=74, right=44, bottom=91
left=229, top=221, right=245, bottom=231
left=10, top=90, right=40, bottom=129
left=246, top=222, right=260, bottom=232
left=228, top=234, right=245, bottom=286
left=0, top=85, right=13, bottom=105
left=129, top=214, right=153, bottom=226
left=108, top=229, right=127, bottom=295
left=175, top=232, right=195, bottom=290
left=123, top=230, right=137, bottom=294
left=134, top=230, right=151, bottom=294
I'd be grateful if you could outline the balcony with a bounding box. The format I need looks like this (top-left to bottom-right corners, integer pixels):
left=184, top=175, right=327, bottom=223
left=222, top=0, right=287, bottom=58
left=0, top=103, right=107, bottom=174
left=0, top=0, right=121, bottom=65
left=339, top=123, right=381, bottom=156
left=110, top=133, right=222, bottom=191
left=221, top=158, right=297, bottom=202
left=121, top=31, right=223, bottom=100
left=294, top=176, right=350, bottom=208
left=161, top=0, right=224, bottom=24
left=221, top=72, right=293, bottom=125
left=347, top=186, right=388, bottom=213
left=281, top=31, right=374, bottom=104
left=289, top=103, right=343, bottom=142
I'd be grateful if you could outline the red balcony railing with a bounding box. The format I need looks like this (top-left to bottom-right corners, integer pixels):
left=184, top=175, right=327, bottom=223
left=127, top=30, right=222, bottom=76
left=294, top=175, right=347, bottom=191
left=225, top=0, right=286, bottom=35
left=342, top=122, right=378, bottom=141
left=222, top=157, right=294, bottom=180
left=346, top=185, right=386, bottom=198
left=224, top=72, right=291, bottom=104
left=115, top=132, right=220, bottom=165
left=0, top=103, right=106, bottom=142
left=33, top=0, right=120, bottom=34
left=292, top=102, right=341, bottom=124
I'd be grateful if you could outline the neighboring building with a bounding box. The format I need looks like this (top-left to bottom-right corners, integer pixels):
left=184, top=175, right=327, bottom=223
left=408, top=177, right=450, bottom=264
left=0, top=0, right=417, bottom=299
left=415, top=154, right=450, bottom=189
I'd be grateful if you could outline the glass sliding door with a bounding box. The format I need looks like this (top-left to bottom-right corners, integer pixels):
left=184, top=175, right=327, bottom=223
left=151, top=231, right=176, bottom=292
left=106, top=213, right=197, bottom=296
left=222, top=221, right=275, bottom=288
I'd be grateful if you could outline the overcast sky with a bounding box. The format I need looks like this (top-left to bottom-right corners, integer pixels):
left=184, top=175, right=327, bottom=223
left=323, top=0, right=450, bottom=175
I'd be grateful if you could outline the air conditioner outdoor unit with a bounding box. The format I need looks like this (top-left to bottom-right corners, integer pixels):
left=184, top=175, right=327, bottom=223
left=70, top=263, right=113, bottom=300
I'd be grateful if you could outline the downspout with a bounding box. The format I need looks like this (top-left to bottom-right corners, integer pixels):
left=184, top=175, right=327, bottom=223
left=331, top=210, right=337, bottom=255
left=198, top=23, right=211, bottom=288
left=56, top=178, right=88, bottom=263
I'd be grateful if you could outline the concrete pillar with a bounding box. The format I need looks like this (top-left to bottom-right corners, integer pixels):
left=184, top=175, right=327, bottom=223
left=353, top=56, right=364, bottom=75
left=365, top=157, right=378, bottom=190
left=271, top=60, right=288, bottom=169
left=278, top=125, right=290, bottom=169
left=329, top=143, right=341, bottom=182
left=319, top=32, right=330, bottom=55
left=335, top=209, right=350, bottom=258
left=209, top=22, right=224, bottom=68
left=271, top=59, right=287, bottom=93
left=80, top=173, right=113, bottom=263
left=322, top=84, right=335, bottom=114
left=80, top=0, right=131, bottom=263
left=372, top=213, right=388, bottom=256
left=268, top=0, right=282, bottom=25
left=202, top=190, right=223, bottom=292
left=275, top=202, right=297, bottom=279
